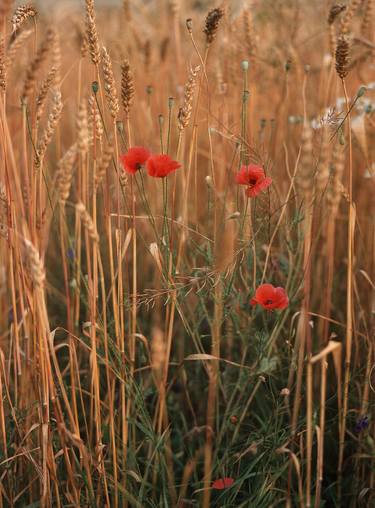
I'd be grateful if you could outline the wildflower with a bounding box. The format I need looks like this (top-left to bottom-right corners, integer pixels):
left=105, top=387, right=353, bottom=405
left=146, top=153, right=181, bottom=178
left=354, top=416, right=369, bottom=433
left=120, top=146, right=150, bottom=174
left=235, top=164, right=272, bottom=197
left=67, top=247, right=75, bottom=260
left=250, top=283, right=289, bottom=310
left=212, top=477, right=234, bottom=490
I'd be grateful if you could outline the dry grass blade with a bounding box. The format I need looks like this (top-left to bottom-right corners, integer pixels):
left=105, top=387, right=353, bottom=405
left=0, top=33, right=5, bottom=92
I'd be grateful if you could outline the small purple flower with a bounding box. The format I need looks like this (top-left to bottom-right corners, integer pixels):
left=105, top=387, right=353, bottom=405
left=67, top=248, right=75, bottom=260
left=354, top=416, right=369, bottom=433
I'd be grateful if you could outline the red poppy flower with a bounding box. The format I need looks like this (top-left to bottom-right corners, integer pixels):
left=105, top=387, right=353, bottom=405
left=146, top=154, right=181, bottom=178
left=212, top=477, right=234, bottom=490
left=235, top=164, right=272, bottom=197
left=120, top=146, right=150, bottom=174
left=250, top=283, right=289, bottom=310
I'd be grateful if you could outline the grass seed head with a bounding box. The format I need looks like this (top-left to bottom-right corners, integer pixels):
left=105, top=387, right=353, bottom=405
left=335, top=34, right=350, bottom=79
left=203, top=7, right=224, bottom=45
left=121, top=58, right=134, bottom=117
left=11, top=4, right=37, bottom=33
left=328, top=4, right=346, bottom=25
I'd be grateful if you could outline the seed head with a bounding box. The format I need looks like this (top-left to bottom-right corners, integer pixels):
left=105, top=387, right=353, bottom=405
left=335, top=34, right=350, bottom=79
left=203, top=7, right=224, bottom=45
left=328, top=4, right=346, bottom=25
left=121, top=58, right=134, bottom=117
left=11, top=4, right=37, bottom=33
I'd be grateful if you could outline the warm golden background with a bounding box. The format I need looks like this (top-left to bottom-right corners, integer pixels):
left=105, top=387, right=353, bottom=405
left=0, top=0, right=374, bottom=506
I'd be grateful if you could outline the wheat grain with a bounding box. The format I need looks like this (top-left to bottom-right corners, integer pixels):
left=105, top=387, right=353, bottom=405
left=178, top=65, right=200, bottom=131
left=36, top=66, right=57, bottom=122
left=361, top=0, right=373, bottom=40
left=297, top=124, right=314, bottom=198
left=101, top=46, right=119, bottom=119
left=203, top=7, right=224, bottom=45
left=121, top=58, right=134, bottom=117
left=22, top=28, right=56, bottom=103
left=6, top=28, right=32, bottom=68
left=23, top=238, right=45, bottom=288
left=57, top=144, right=77, bottom=204
left=335, top=34, right=350, bottom=79
left=85, top=0, right=101, bottom=66
left=328, top=4, right=346, bottom=25
left=36, top=90, right=63, bottom=165
left=95, top=142, right=113, bottom=188
left=151, top=326, right=165, bottom=376
left=77, top=98, right=89, bottom=155
left=11, top=4, right=37, bottom=33
left=340, top=0, right=361, bottom=34
left=76, top=202, right=99, bottom=242
left=88, top=94, right=103, bottom=143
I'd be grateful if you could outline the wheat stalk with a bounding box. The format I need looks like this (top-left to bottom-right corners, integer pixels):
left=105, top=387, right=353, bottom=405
left=0, top=33, right=5, bottom=92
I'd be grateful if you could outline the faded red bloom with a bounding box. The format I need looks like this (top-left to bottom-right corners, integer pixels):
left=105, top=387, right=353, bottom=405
left=212, top=477, right=234, bottom=490
left=250, top=283, right=289, bottom=310
left=120, top=146, right=150, bottom=174
left=146, top=154, right=181, bottom=178
left=235, top=164, right=272, bottom=197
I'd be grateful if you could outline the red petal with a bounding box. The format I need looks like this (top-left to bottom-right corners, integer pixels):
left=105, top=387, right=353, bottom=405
left=255, top=284, right=275, bottom=302
left=257, top=176, right=272, bottom=191
left=120, top=146, right=150, bottom=174
left=146, top=154, right=181, bottom=178
left=212, top=477, right=234, bottom=490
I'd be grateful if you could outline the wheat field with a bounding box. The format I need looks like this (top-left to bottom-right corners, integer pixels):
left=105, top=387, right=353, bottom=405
left=0, top=0, right=374, bottom=506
